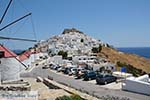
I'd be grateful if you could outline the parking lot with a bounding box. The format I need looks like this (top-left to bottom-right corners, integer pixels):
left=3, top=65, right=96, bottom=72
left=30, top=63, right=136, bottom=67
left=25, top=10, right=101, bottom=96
left=88, top=80, right=122, bottom=90
left=21, top=64, right=150, bottom=100
left=50, top=69, right=122, bottom=90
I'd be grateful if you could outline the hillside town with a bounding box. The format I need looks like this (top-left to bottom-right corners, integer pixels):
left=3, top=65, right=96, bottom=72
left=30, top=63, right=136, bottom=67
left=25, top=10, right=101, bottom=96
left=0, top=28, right=149, bottom=100
left=0, top=0, right=150, bottom=100
left=37, top=28, right=108, bottom=56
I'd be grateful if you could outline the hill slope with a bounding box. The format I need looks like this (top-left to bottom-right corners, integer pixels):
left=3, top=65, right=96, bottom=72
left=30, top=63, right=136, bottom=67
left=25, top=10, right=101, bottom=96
left=98, top=47, right=150, bottom=73
left=37, top=28, right=150, bottom=74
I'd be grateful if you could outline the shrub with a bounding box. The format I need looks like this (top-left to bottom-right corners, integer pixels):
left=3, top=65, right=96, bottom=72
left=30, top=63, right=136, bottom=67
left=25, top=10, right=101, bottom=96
left=98, top=45, right=102, bottom=52
left=116, top=61, right=126, bottom=67
left=92, top=45, right=102, bottom=53
left=70, top=94, right=82, bottom=100
left=58, top=50, right=68, bottom=59
left=116, top=61, right=147, bottom=77
left=55, top=94, right=83, bottom=100
left=92, top=47, right=99, bottom=53
left=55, top=95, right=71, bottom=100
left=80, top=38, right=84, bottom=43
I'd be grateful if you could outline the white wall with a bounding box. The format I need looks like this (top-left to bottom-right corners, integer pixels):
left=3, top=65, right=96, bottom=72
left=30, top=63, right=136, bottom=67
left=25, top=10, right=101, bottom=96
left=34, top=53, right=40, bottom=60
left=72, top=56, right=96, bottom=64
left=122, top=76, right=150, bottom=95
left=51, top=56, right=63, bottom=65
left=0, top=58, right=24, bottom=83
left=30, top=54, right=35, bottom=63
left=22, top=58, right=31, bottom=68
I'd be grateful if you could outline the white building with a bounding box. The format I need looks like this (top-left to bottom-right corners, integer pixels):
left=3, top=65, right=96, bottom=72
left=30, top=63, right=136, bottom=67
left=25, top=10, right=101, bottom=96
left=122, top=74, right=150, bottom=95
left=50, top=55, right=63, bottom=65
left=30, top=52, right=40, bottom=62
left=100, top=62, right=116, bottom=71
left=17, top=51, right=31, bottom=68
left=0, top=45, right=25, bottom=83
left=73, top=55, right=97, bottom=64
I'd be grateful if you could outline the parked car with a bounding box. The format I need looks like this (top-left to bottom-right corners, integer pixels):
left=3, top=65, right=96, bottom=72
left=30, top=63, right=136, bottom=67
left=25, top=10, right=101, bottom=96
left=63, top=67, right=71, bottom=74
left=54, top=66, right=61, bottom=70
left=50, top=65, right=58, bottom=70
left=83, top=71, right=97, bottom=81
left=57, top=67, right=64, bottom=72
left=96, top=74, right=117, bottom=85
left=42, top=65, right=49, bottom=69
left=69, top=67, right=78, bottom=75
left=75, top=68, right=87, bottom=79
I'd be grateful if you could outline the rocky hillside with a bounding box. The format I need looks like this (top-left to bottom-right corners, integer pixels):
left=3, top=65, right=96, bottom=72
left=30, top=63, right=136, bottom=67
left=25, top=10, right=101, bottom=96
left=98, top=47, right=150, bottom=73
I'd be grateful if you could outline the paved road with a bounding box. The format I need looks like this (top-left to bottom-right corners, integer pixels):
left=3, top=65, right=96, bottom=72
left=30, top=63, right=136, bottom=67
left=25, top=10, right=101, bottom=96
left=21, top=66, right=150, bottom=100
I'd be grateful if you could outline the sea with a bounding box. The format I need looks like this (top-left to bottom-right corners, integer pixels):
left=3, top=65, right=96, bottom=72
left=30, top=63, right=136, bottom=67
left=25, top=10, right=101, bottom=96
left=13, top=49, right=24, bottom=55
left=117, top=47, right=150, bottom=59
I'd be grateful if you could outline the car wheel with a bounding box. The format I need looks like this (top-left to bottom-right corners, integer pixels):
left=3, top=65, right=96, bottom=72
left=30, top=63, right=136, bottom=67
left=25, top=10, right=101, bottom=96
left=104, top=81, right=107, bottom=85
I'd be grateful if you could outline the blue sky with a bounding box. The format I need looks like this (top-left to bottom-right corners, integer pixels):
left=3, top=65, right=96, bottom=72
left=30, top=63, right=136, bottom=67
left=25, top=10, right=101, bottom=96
left=0, top=0, right=150, bottom=49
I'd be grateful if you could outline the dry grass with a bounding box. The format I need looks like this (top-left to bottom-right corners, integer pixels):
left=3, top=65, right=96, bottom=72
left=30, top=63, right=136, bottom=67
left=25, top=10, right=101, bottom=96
left=98, top=47, right=150, bottom=73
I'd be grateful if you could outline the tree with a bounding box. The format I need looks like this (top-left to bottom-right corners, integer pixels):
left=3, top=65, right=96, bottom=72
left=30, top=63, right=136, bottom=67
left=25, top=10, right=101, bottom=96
left=92, top=47, right=99, bottom=53
left=91, top=45, right=102, bottom=53
left=80, top=38, right=84, bottom=43
left=98, top=44, right=102, bottom=52
left=58, top=50, right=68, bottom=59
left=77, top=49, right=81, bottom=54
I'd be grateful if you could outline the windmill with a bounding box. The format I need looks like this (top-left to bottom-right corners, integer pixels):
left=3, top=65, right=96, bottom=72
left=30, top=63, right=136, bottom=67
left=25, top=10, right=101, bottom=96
left=0, top=0, right=37, bottom=83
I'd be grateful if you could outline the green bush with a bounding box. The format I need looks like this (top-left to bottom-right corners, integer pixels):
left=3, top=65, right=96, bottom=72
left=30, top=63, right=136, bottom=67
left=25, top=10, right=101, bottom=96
left=92, top=47, right=99, bottom=53
left=70, top=94, right=82, bottom=100
left=92, top=47, right=98, bottom=53
left=58, top=50, right=68, bottom=59
left=92, top=45, right=102, bottom=53
left=98, top=45, right=102, bottom=52
left=55, top=94, right=83, bottom=100
left=116, top=61, right=126, bottom=67
left=80, top=38, right=84, bottom=43
left=116, top=61, right=146, bottom=77
left=55, top=95, right=71, bottom=100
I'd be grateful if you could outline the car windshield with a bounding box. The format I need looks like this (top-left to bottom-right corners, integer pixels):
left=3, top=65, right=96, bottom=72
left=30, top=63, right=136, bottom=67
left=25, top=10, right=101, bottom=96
left=97, top=75, right=104, bottom=78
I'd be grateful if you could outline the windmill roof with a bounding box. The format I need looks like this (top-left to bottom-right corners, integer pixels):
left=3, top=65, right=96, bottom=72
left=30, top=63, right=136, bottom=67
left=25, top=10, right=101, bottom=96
left=0, top=45, right=17, bottom=57
left=18, top=51, right=31, bottom=61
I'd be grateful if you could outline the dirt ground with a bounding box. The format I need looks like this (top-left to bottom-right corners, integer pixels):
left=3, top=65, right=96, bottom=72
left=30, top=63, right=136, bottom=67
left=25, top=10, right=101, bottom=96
left=23, top=78, right=70, bottom=100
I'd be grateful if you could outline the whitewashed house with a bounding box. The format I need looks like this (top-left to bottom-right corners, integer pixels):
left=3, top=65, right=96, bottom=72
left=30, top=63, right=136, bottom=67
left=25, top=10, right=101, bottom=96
left=17, top=51, right=31, bottom=68
left=73, top=55, right=97, bottom=64
left=122, top=74, right=150, bottom=95
left=30, top=51, right=40, bottom=63
left=100, top=62, right=116, bottom=71
left=50, top=55, right=63, bottom=65
left=0, top=45, right=25, bottom=83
